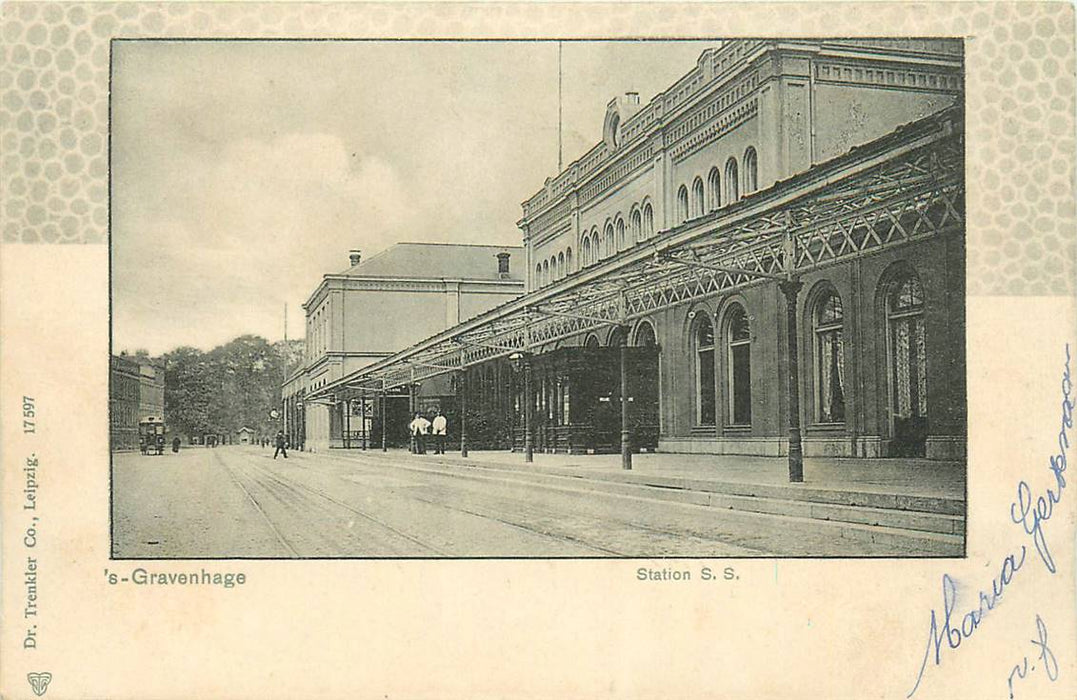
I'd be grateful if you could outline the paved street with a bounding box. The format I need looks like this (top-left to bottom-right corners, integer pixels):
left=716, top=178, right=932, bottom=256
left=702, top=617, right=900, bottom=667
left=112, top=446, right=952, bottom=558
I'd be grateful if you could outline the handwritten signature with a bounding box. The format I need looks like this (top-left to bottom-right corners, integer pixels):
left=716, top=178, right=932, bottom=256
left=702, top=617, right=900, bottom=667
left=1007, top=615, right=1059, bottom=699
left=908, top=343, right=1071, bottom=697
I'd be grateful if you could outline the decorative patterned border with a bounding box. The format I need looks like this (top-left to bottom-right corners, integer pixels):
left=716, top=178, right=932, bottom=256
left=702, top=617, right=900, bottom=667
left=0, top=1, right=1073, bottom=297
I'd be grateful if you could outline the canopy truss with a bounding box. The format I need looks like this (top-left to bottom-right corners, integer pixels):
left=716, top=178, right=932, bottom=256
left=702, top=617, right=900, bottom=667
left=310, top=107, right=963, bottom=400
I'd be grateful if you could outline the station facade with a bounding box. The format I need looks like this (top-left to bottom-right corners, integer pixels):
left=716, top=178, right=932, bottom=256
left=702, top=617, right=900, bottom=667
left=304, top=39, right=967, bottom=462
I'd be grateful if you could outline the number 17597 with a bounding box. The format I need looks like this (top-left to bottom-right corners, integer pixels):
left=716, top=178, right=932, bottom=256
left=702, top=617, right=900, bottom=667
left=22, top=396, right=35, bottom=433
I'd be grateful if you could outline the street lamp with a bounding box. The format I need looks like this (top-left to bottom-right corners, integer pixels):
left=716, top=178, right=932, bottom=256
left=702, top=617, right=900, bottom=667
left=509, top=351, right=533, bottom=463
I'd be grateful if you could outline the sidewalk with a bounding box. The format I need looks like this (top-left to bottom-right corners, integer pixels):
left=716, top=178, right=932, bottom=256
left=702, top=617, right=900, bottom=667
left=341, top=447, right=966, bottom=502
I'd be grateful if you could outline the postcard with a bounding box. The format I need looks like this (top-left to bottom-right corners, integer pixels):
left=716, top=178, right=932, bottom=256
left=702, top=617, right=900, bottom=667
left=1, top=2, right=1074, bottom=698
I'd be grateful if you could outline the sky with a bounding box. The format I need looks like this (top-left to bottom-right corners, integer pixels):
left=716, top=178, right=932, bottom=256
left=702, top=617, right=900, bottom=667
left=111, top=40, right=714, bottom=355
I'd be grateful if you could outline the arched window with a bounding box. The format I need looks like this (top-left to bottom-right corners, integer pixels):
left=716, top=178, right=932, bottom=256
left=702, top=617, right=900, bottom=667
left=634, top=321, right=657, bottom=347
left=542, top=259, right=549, bottom=286
left=535, top=264, right=542, bottom=287
left=584, top=334, right=600, bottom=348
left=582, top=237, right=591, bottom=267
left=678, top=185, right=690, bottom=223
left=591, top=231, right=600, bottom=262
left=616, top=217, right=626, bottom=252
left=550, top=256, right=558, bottom=281
left=707, top=167, right=721, bottom=211
left=565, top=247, right=573, bottom=273
left=694, top=314, right=716, bottom=426
left=630, top=207, right=642, bottom=243
left=692, top=177, right=705, bottom=218
left=725, top=158, right=739, bottom=204
left=887, top=271, right=927, bottom=456
left=603, top=222, right=614, bottom=258
left=743, top=147, right=758, bottom=194
left=813, top=290, right=845, bottom=423
left=607, top=326, right=625, bottom=347
left=557, top=252, right=565, bottom=280
left=725, top=304, right=751, bottom=425
left=643, top=203, right=654, bottom=238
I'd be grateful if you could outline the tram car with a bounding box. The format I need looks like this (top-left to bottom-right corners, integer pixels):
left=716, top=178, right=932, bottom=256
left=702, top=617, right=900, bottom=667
left=138, top=416, right=167, bottom=455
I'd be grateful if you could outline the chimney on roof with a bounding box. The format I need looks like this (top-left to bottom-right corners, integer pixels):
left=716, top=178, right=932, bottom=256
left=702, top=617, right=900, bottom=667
left=349, top=249, right=362, bottom=266
left=496, top=252, right=511, bottom=278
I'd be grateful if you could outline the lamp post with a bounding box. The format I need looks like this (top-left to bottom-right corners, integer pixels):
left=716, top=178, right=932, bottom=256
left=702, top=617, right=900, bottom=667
left=509, top=351, right=533, bottom=463
left=780, top=225, right=804, bottom=483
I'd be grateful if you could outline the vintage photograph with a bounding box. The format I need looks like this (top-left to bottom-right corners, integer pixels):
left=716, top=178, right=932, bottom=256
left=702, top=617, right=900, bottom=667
left=109, top=38, right=967, bottom=559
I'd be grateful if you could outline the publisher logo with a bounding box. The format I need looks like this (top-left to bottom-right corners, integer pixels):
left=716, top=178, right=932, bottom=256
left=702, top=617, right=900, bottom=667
left=27, top=672, right=52, bottom=696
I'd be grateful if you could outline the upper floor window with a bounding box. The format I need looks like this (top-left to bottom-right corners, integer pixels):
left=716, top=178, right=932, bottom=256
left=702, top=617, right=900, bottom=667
left=557, top=252, right=565, bottom=280
left=581, top=237, right=591, bottom=267
left=616, top=217, right=626, bottom=252
left=565, top=247, right=573, bottom=273
left=743, top=147, right=758, bottom=194
left=725, top=158, right=739, bottom=204
left=604, top=222, right=615, bottom=258
left=535, top=263, right=543, bottom=287
left=692, top=177, right=705, bottom=218
left=631, top=207, right=642, bottom=243
left=677, top=185, right=690, bottom=223
left=643, top=203, right=654, bottom=238
left=708, top=167, right=721, bottom=211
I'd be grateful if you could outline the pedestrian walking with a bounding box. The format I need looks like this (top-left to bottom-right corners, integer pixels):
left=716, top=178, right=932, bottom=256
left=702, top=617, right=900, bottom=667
left=171, top=436, right=181, bottom=453
left=432, top=409, right=447, bottom=454
left=273, top=430, right=288, bottom=459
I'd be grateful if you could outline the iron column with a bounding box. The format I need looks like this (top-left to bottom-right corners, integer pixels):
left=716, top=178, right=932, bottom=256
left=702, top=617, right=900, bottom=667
left=779, top=278, right=805, bottom=482
left=360, top=391, right=367, bottom=450
left=523, top=358, right=534, bottom=463
left=620, top=329, right=632, bottom=470
left=459, top=368, right=469, bottom=457
left=381, top=391, right=387, bottom=452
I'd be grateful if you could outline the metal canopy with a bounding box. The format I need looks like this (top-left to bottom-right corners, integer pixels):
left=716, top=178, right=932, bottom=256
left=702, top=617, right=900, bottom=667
left=308, top=106, right=963, bottom=401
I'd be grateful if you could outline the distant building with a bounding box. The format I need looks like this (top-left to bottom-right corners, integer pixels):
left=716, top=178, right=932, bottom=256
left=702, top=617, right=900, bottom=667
left=110, top=355, right=141, bottom=451
left=110, top=354, right=166, bottom=451
left=287, top=243, right=525, bottom=451
left=236, top=427, right=256, bottom=445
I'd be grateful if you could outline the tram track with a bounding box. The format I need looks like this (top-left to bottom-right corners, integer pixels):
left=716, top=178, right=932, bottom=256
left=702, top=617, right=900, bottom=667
left=240, top=457, right=451, bottom=556
left=216, top=452, right=300, bottom=557
left=325, top=453, right=773, bottom=556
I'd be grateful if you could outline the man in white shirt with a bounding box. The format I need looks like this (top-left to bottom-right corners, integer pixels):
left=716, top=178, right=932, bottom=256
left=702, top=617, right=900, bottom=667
left=431, top=410, right=448, bottom=454
left=408, top=412, right=431, bottom=454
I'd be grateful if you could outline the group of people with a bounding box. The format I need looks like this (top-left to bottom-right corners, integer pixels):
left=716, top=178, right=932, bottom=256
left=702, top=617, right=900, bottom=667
left=408, top=409, right=448, bottom=455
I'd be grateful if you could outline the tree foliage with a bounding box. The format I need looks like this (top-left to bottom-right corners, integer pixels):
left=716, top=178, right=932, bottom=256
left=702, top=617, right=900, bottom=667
left=157, top=336, right=304, bottom=439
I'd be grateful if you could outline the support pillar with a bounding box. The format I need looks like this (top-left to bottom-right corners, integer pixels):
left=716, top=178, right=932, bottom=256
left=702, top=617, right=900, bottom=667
left=380, top=392, right=387, bottom=452
left=344, top=398, right=351, bottom=449
left=459, top=369, right=469, bottom=458
left=360, top=391, right=367, bottom=450
left=620, top=331, right=632, bottom=470
left=780, top=278, right=805, bottom=482
left=523, top=359, right=534, bottom=463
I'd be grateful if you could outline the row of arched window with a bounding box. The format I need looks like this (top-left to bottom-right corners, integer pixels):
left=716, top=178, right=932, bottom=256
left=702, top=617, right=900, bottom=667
left=580, top=200, right=656, bottom=269
left=535, top=247, right=574, bottom=288
left=689, top=267, right=927, bottom=430
left=535, top=146, right=758, bottom=287
left=677, top=146, right=759, bottom=223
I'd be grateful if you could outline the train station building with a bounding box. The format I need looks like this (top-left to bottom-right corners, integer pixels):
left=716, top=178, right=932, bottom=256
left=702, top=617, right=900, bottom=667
left=299, top=39, right=966, bottom=472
